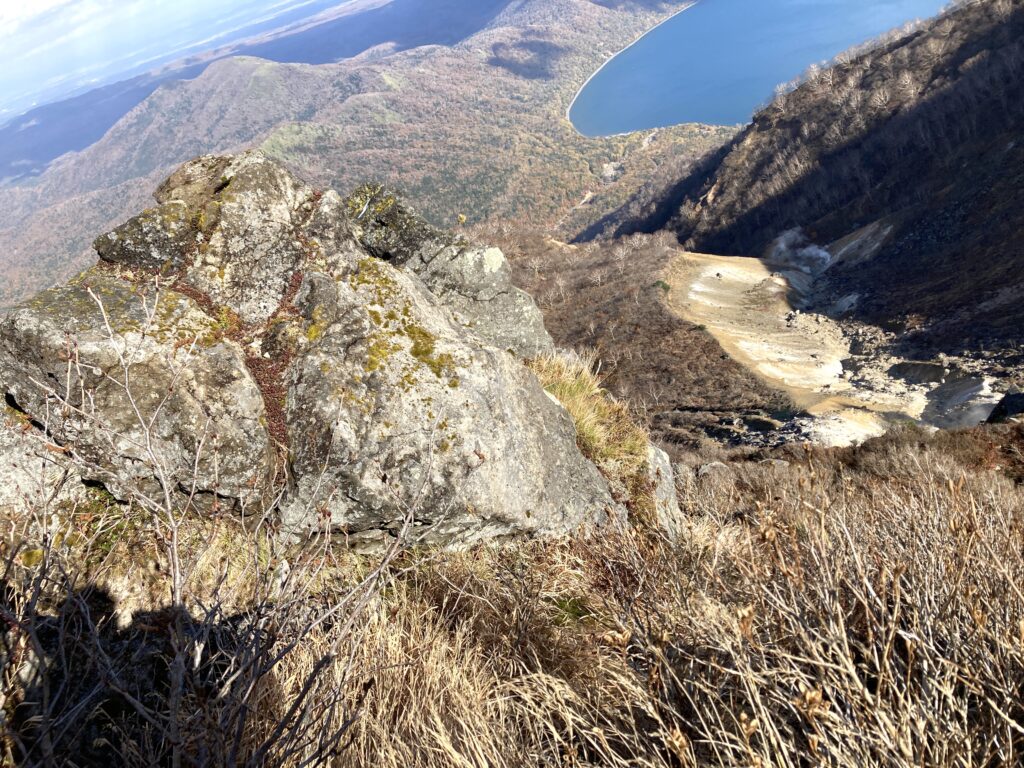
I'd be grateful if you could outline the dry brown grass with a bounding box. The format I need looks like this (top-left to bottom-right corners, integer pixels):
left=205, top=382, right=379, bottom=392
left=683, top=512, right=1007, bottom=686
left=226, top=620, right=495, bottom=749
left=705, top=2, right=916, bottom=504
left=4, top=418, right=1024, bottom=766
left=529, top=350, right=649, bottom=480
left=648, top=434, right=1024, bottom=766
left=529, top=348, right=663, bottom=528
left=335, top=543, right=675, bottom=768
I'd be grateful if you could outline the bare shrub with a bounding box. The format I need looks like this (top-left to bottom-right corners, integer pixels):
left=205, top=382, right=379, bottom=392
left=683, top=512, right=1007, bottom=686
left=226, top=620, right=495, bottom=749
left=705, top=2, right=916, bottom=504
left=0, top=285, right=407, bottom=766
left=629, top=442, right=1024, bottom=767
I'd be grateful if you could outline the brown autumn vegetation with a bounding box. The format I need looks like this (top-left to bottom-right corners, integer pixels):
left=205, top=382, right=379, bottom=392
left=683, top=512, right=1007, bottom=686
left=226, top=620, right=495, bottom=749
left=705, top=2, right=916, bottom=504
left=472, top=225, right=793, bottom=454
left=586, top=0, right=1024, bottom=353
left=3, top=2, right=1024, bottom=765
left=4, top=373, right=1023, bottom=766
left=2, top=283, right=1023, bottom=765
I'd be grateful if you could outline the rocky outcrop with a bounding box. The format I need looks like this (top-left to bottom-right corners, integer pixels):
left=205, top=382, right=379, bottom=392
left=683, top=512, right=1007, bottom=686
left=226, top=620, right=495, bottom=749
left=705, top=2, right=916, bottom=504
left=349, top=185, right=554, bottom=358
left=0, top=271, right=274, bottom=507
left=94, top=153, right=331, bottom=325
left=282, top=257, right=613, bottom=547
left=0, top=151, right=615, bottom=548
left=646, top=444, right=682, bottom=541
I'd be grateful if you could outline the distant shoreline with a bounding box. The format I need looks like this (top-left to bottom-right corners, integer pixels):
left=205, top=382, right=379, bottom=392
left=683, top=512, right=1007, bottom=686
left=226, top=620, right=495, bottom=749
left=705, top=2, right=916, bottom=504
left=565, top=1, right=699, bottom=138
left=0, top=0, right=380, bottom=124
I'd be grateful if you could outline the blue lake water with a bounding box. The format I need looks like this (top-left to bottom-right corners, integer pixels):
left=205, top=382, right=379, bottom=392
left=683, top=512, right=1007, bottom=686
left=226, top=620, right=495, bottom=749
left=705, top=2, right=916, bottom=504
left=569, top=0, right=949, bottom=135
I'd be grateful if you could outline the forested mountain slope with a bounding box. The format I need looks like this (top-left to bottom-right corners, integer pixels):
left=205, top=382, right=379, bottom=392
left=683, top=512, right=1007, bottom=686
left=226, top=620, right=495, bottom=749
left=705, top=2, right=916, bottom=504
left=588, top=0, right=1024, bottom=352
left=0, top=0, right=730, bottom=311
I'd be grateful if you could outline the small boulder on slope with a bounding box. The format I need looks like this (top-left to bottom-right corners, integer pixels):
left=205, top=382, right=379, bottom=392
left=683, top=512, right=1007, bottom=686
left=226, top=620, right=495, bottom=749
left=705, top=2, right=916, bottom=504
left=987, top=391, right=1024, bottom=424
left=646, top=444, right=683, bottom=540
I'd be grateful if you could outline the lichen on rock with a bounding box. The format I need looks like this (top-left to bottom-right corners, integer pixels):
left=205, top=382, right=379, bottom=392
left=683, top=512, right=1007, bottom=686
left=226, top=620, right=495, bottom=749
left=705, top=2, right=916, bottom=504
left=347, top=183, right=554, bottom=358
left=0, top=151, right=617, bottom=549
left=0, top=270, right=273, bottom=509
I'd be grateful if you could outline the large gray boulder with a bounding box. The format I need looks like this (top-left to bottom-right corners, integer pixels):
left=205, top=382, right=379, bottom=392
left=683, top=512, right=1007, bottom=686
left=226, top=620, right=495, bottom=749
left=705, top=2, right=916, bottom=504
left=281, top=258, right=612, bottom=548
left=0, top=152, right=614, bottom=548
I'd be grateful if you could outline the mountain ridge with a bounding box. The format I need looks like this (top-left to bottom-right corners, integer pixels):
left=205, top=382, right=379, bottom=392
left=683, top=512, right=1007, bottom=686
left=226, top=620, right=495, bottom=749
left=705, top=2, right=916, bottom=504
left=0, top=0, right=730, bottom=312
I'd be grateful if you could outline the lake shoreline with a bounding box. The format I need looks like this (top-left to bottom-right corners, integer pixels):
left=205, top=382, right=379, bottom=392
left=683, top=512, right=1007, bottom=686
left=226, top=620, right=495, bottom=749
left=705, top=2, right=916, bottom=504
left=565, top=1, right=699, bottom=138
left=567, top=0, right=946, bottom=137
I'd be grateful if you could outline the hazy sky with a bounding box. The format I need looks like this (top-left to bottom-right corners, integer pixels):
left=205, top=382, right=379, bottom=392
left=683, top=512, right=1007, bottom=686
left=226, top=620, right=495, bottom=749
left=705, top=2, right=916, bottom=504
left=0, top=0, right=341, bottom=118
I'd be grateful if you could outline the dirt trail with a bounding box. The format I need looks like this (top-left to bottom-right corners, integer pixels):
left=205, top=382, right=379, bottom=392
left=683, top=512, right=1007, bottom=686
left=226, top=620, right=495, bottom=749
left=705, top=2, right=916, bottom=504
left=663, top=252, right=932, bottom=446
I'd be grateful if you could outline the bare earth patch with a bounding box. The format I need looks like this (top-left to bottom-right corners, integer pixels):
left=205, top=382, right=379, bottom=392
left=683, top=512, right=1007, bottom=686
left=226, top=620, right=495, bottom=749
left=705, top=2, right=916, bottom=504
left=663, top=251, right=1001, bottom=446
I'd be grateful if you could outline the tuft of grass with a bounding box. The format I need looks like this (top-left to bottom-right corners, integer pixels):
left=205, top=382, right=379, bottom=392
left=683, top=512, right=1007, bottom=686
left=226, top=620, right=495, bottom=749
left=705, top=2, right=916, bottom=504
left=529, top=349, right=648, bottom=479
left=529, top=349, right=657, bottom=522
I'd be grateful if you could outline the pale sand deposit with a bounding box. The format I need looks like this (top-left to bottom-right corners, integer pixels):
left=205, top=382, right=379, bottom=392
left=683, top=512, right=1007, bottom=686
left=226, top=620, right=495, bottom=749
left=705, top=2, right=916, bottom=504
left=664, top=252, right=933, bottom=446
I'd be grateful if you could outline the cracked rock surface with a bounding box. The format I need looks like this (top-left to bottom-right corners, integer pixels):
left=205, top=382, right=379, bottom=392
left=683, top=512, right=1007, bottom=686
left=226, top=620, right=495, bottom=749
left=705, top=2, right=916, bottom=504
left=349, top=184, right=554, bottom=358
left=0, top=152, right=615, bottom=548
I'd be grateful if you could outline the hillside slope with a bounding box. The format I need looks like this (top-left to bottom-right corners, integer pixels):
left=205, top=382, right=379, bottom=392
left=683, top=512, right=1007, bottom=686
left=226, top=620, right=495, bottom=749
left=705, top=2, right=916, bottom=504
left=0, top=0, right=732, bottom=310
left=0, top=0, right=515, bottom=183
left=588, top=0, right=1024, bottom=353
left=475, top=229, right=795, bottom=454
